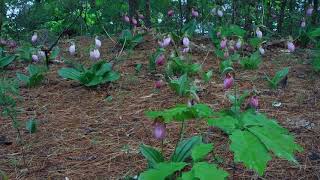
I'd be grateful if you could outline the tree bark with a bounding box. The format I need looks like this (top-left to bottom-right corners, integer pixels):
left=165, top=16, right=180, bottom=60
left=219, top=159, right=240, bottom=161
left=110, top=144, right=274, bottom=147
left=312, top=0, right=319, bottom=25
left=277, top=0, right=287, bottom=34
left=266, top=0, right=273, bottom=29
left=0, top=0, right=4, bottom=35
left=129, top=0, right=139, bottom=18
left=145, top=0, right=151, bottom=28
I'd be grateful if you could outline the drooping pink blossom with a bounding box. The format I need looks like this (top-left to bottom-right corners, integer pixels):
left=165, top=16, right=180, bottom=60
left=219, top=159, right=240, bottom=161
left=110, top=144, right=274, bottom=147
left=259, top=46, right=265, bottom=55
left=124, top=15, right=130, bottom=23
left=182, top=37, right=190, bottom=47
left=182, top=47, right=190, bottom=53
left=191, top=8, right=199, bottom=17
left=131, top=18, right=138, bottom=26
left=156, top=54, right=165, bottom=66
left=236, top=39, right=242, bottom=49
left=256, top=28, right=263, bottom=38
left=155, top=80, right=163, bottom=89
left=217, top=9, right=223, bottom=17
left=95, top=36, right=101, bottom=49
left=32, top=55, right=39, bottom=62
left=168, top=9, right=174, bottom=17
left=153, top=122, right=166, bottom=140
left=159, top=37, right=171, bottom=48
left=31, top=32, right=38, bottom=43
left=69, top=42, right=76, bottom=56
left=287, top=41, right=295, bottom=52
left=223, top=73, right=234, bottom=90
left=216, top=31, right=221, bottom=38
left=306, top=5, right=314, bottom=16
left=301, top=18, right=306, bottom=28
left=220, top=38, right=227, bottom=49
left=249, top=96, right=259, bottom=109
left=224, top=50, right=229, bottom=58
left=90, top=49, right=100, bottom=60
left=138, top=14, right=144, bottom=19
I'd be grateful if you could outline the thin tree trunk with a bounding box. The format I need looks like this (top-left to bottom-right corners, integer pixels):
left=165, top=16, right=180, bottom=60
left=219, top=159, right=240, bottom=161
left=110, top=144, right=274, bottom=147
left=179, top=0, right=183, bottom=33
left=129, top=0, right=138, bottom=18
left=232, top=0, right=236, bottom=24
left=186, top=0, right=193, bottom=23
left=0, top=0, right=4, bottom=35
left=312, top=0, right=319, bottom=25
left=145, top=0, right=151, bottom=28
left=277, top=0, right=287, bottom=34
left=266, top=0, right=272, bottom=29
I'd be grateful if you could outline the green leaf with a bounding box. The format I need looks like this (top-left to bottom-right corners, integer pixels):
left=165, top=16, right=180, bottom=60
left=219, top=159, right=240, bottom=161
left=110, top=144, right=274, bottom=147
left=26, top=119, right=37, bottom=133
left=202, top=70, right=213, bottom=83
left=171, top=136, right=202, bottom=162
left=103, top=71, right=120, bottom=82
left=140, top=144, right=165, bottom=168
left=191, top=104, right=214, bottom=118
left=308, top=27, right=320, bottom=38
left=240, top=52, right=261, bottom=70
left=0, top=55, right=16, bottom=68
left=49, top=47, right=60, bottom=60
left=58, top=68, right=81, bottom=81
left=192, top=162, right=229, bottom=180
left=169, top=74, right=191, bottom=96
left=248, top=38, right=262, bottom=48
left=139, top=162, right=187, bottom=180
left=267, top=67, right=289, bottom=89
left=248, top=126, right=303, bottom=163
left=16, top=73, right=30, bottom=84
left=191, top=143, right=214, bottom=162
left=207, top=115, right=239, bottom=134
left=230, top=130, right=272, bottom=175
left=145, top=104, right=192, bottom=122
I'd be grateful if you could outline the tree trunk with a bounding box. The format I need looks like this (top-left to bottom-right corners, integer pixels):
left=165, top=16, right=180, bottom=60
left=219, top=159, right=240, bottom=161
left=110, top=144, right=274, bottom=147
left=266, top=0, right=273, bottom=29
left=186, top=0, right=193, bottom=23
left=0, top=0, right=4, bottom=35
left=179, top=0, right=183, bottom=32
left=129, top=0, right=139, bottom=18
left=312, top=0, right=319, bottom=25
left=145, top=0, right=151, bottom=28
left=277, top=0, right=287, bottom=34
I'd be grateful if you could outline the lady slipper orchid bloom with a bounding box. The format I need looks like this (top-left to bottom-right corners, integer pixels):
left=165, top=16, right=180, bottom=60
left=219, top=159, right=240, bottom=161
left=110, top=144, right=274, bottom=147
left=224, top=50, right=229, bottom=58
left=236, top=39, right=242, bottom=49
left=131, top=18, right=138, bottom=26
left=138, top=14, right=144, bottom=19
left=306, top=5, right=313, bottom=16
left=191, top=8, right=199, bottom=17
left=31, top=32, right=38, bottom=43
left=182, top=37, right=190, bottom=47
left=217, top=9, right=223, bottom=17
left=250, top=96, right=259, bottom=109
left=287, top=41, right=295, bottom=52
left=90, top=49, right=100, bottom=60
left=124, top=15, right=130, bottom=23
left=223, top=73, right=234, bottom=90
left=153, top=121, right=166, bottom=140
left=182, top=47, right=190, bottom=53
left=220, top=38, right=227, bottom=49
left=256, top=28, right=263, bottom=38
left=95, top=36, right=101, bottom=49
left=32, top=55, right=39, bottom=62
left=69, top=42, right=76, bottom=56
left=216, top=31, right=221, bottom=38
left=156, top=54, right=165, bottom=66
left=155, top=80, right=163, bottom=89
left=159, top=37, right=171, bottom=48
left=168, top=9, right=174, bottom=17
left=259, top=46, right=265, bottom=55
left=38, top=51, right=45, bottom=59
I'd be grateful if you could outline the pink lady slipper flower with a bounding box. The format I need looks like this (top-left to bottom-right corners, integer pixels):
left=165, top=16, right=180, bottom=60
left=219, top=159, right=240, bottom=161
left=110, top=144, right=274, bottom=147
left=155, top=80, right=163, bottom=89
left=153, top=121, right=166, bottom=140
left=223, top=73, right=234, bottom=90
left=138, top=14, right=144, bottom=19
left=159, top=37, right=171, bottom=48
left=216, top=31, right=221, bottom=38
left=191, top=8, right=199, bottom=17
left=31, top=32, right=38, bottom=43
left=236, top=39, right=242, bottom=49
left=95, top=36, right=101, bottom=49
left=32, top=54, right=39, bottom=62
left=249, top=96, right=259, bottom=109
left=69, top=42, right=76, bottom=56
left=182, top=37, right=190, bottom=47
left=287, top=41, right=295, bottom=52
left=256, top=28, right=263, bottom=38
left=224, top=50, right=229, bottom=58
left=301, top=18, right=306, bottom=28
left=38, top=51, right=46, bottom=59
left=220, top=38, right=227, bottom=49
left=156, top=54, right=165, bottom=66
left=306, top=5, right=313, bottom=16
left=0, top=39, right=7, bottom=46
left=259, top=46, right=265, bottom=55
left=168, top=9, right=174, bottom=17
left=124, top=15, right=130, bottom=23
left=182, top=47, right=190, bottom=53
left=90, top=49, right=100, bottom=60
left=131, top=18, right=138, bottom=26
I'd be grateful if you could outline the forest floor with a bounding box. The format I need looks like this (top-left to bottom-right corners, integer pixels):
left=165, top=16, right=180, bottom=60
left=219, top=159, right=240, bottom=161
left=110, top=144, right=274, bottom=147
left=0, top=35, right=320, bottom=179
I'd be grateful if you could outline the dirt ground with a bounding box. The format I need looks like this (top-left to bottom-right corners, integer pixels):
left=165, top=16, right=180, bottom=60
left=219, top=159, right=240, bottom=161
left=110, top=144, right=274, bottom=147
left=0, top=35, right=319, bottom=179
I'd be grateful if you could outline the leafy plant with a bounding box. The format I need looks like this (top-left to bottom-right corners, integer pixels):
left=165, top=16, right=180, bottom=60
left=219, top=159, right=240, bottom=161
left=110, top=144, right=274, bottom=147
left=165, top=57, right=202, bottom=79
left=168, top=74, right=197, bottom=97
left=16, top=64, right=47, bottom=87
left=119, top=29, right=144, bottom=50
left=16, top=44, right=35, bottom=62
left=266, top=67, right=289, bottom=89
left=227, top=91, right=249, bottom=114
left=149, top=48, right=165, bottom=72
left=202, top=70, right=213, bottom=83
left=58, top=61, right=120, bottom=87
left=0, top=55, right=17, bottom=68
left=207, top=110, right=303, bottom=175
left=26, top=119, right=37, bottom=134
left=240, top=52, right=262, bottom=70
left=311, top=52, right=320, bottom=73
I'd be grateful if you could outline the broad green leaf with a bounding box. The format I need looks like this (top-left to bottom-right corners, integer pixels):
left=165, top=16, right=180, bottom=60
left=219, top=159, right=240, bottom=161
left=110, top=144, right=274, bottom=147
left=308, top=27, right=320, bottom=38
left=103, top=71, right=120, bottom=82
left=145, top=104, right=191, bottom=122
left=220, top=60, right=233, bottom=73
left=230, top=130, right=272, bottom=175
left=169, top=74, right=190, bottom=96
left=139, top=162, right=187, bottom=180
left=249, top=38, right=262, bottom=48
left=26, top=119, right=37, bottom=133
left=191, top=143, right=214, bottom=162
left=95, top=63, right=112, bottom=76
left=0, top=55, right=16, bottom=68
left=202, top=70, right=213, bottom=83
left=191, top=104, right=214, bottom=118
left=140, top=144, right=165, bottom=168
left=171, top=136, right=202, bottom=162
left=207, top=115, right=239, bottom=134
left=16, top=73, right=30, bottom=83
left=192, top=162, right=229, bottom=180
left=249, top=126, right=303, bottom=163
left=267, top=67, right=289, bottom=89
left=58, top=68, right=81, bottom=81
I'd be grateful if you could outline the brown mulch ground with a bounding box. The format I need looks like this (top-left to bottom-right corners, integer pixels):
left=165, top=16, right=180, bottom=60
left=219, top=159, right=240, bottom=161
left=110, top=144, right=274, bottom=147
left=0, top=34, right=319, bottom=179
